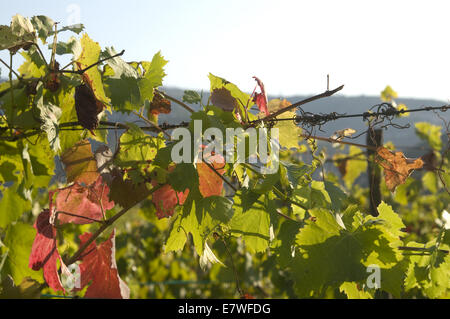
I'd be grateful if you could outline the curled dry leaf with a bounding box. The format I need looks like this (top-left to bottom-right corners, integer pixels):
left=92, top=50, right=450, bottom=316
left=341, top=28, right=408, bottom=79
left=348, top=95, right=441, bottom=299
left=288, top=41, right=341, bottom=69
left=331, top=128, right=356, bottom=141
left=210, top=87, right=238, bottom=112
left=421, top=150, right=438, bottom=171
left=252, top=76, right=269, bottom=116
left=74, top=83, right=104, bottom=134
left=149, top=91, right=171, bottom=115
left=375, top=146, right=424, bottom=192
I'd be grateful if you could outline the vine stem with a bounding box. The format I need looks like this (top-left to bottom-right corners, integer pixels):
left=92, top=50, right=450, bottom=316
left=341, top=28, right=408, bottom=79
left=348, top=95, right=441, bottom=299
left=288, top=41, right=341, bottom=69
left=0, top=58, right=21, bottom=79
left=248, top=84, right=344, bottom=127
left=59, top=50, right=125, bottom=75
left=64, top=184, right=162, bottom=266
left=217, top=234, right=243, bottom=296
left=8, top=52, right=15, bottom=133
left=241, top=163, right=309, bottom=212
left=131, top=110, right=172, bottom=140
left=301, top=133, right=377, bottom=151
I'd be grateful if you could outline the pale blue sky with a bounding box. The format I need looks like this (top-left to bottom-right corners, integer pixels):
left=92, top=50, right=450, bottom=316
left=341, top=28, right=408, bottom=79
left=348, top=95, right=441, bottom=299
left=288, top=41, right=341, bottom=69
left=1, top=0, right=450, bottom=101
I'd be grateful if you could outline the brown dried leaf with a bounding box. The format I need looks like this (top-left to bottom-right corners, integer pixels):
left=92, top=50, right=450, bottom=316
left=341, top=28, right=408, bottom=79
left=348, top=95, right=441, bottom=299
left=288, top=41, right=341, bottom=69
left=210, top=87, right=238, bottom=112
left=375, top=146, right=424, bottom=192
left=149, top=92, right=171, bottom=115
left=74, top=83, right=103, bottom=134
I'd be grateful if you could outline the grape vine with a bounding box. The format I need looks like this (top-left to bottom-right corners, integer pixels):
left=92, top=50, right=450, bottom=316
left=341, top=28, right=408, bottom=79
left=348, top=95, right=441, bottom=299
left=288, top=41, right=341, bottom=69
left=0, top=14, right=449, bottom=299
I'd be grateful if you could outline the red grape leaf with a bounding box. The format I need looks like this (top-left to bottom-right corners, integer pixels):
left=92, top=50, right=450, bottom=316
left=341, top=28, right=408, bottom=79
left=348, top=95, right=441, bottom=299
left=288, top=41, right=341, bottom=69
left=375, top=146, right=424, bottom=192
left=252, top=76, right=269, bottom=116
left=210, top=87, right=238, bottom=112
left=28, top=209, right=64, bottom=292
left=152, top=184, right=189, bottom=219
left=52, top=175, right=114, bottom=224
left=197, top=152, right=225, bottom=197
left=77, top=230, right=130, bottom=299
left=61, top=139, right=100, bottom=186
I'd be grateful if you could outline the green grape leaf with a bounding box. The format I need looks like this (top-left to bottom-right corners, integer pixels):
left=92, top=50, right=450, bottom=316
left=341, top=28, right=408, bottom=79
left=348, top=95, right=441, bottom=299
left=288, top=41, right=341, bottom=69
left=0, top=161, right=19, bottom=183
left=139, top=51, right=168, bottom=103
left=30, top=15, right=54, bottom=44
left=415, top=122, right=442, bottom=151
left=109, top=176, right=149, bottom=208
left=339, top=282, right=373, bottom=299
left=53, top=24, right=84, bottom=35
left=36, top=95, right=61, bottom=152
left=165, top=214, right=187, bottom=252
left=102, top=47, right=139, bottom=79
left=249, top=172, right=279, bottom=194
left=57, top=87, right=84, bottom=152
left=115, top=124, right=165, bottom=183
left=380, top=85, right=398, bottom=102
left=11, top=14, right=35, bottom=37
left=0, top=184, right=32, bottom=228
left=17, top=50, right=46, bottom=78
left=76, top=33, right=110, bottom=104
left=2, top=222, right=43, bottom=285
left=324, top=181, right=347, bottom=212
left=404, top=241, right=450, bottom=298
left=165, top=200, right=214, bottom=255
left=102, top=47, right=141, bottom=112
left=292, top=181, right=331, bottom=217
left=229, top=191, right=270, bottom=253
left=267, top=99, right=302, bottom=150
left=201, top=195, right=234, bottom=224
left=280, top=161, right=309, bottom=189
left=334, top=145, right=367, bottom=189
left=291, top=206, right=403, bottom=297
left=0, top=25, right=35, bottom=52
left=0, top=276, right=41, bottom=299
left=183, top=90, right=201, bottom=104
left=105, top=76, right=141, bottom=112
left=51, top=36, right=81, bottom=57
left=272, top=218, right=301, bottom=267
left=375, top=201, right=406, bottom=238
left=167, top=163, right=199, bottom=192
left=422, top=171, right=438, bottom=193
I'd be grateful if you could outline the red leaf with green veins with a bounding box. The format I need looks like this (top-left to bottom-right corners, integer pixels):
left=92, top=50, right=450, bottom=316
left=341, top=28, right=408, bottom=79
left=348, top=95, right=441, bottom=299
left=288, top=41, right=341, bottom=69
left=152, top=184, right=189, bottom=219
left=28, top=209, right=64, bottom=292
left=77, top=230, right=130, bottom=299
left=53, top=176, right=114, bottom=224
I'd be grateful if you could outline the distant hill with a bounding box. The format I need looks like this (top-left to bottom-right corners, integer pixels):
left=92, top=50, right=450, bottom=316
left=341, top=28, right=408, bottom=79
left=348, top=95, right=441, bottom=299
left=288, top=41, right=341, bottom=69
left=1, top=78, right=445, bottom=157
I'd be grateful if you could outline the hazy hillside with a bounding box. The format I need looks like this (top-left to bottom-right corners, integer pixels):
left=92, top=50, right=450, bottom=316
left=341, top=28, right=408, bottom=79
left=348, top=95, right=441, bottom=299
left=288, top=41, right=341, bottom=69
left=1, top=77, right=446, bottom=157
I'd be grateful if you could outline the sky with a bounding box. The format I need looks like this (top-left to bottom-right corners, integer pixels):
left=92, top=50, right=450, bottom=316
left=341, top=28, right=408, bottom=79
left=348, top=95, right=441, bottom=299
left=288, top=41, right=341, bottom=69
left=1, top=0, right=450, bottom=101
